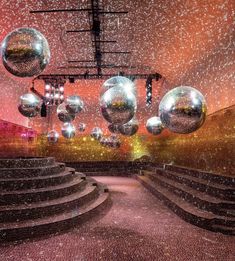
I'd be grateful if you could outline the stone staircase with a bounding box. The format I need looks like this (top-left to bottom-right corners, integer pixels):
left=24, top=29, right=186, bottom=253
left=136, top=164, right=235, bottom=235
left=0, top=157, right=110, bottom=242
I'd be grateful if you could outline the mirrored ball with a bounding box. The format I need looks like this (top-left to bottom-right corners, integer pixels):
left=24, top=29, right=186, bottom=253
left=108, top=123, right=121, bottom=134
left=57, top=103, right=75, bottom=123
left=100, top=86, right=137, bottom=125
left=18, top=93, right=40, bottom=118
left=78, top=123, right=86, bottom=132
left=66, top=95, right=84, bottom=114
left=47, top=130, right=59, bottom=143
left=159, top=86, right=207, bottom=134
left=146, top=116, right=164, bottom=135
left=1, top=28, right=50, bottom=77
left=91, top=127, right=103, bottom=140
left=119, top=119, right=139, bottom=136
left=61, top=123, right=76, bottom=139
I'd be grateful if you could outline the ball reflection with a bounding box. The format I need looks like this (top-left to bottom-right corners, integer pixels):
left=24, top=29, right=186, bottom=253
left=61, top=123, right=75, bottom=139
left=159, top=86, right=207, bottom=134
left=57, top=103, right=75, bottom=123
left=91, top=127, right=103, bottom=140
left=119, top=119, right=139, bottom=136
left=66, top=95, right=84, bottom=114
left=1, top=28, right=50, bottom=77
left=18, top=93, right=40, bottom=117
left=47, top=130, right=59, bottom=143
left=146, top=116, right=164, bottom=135
left=78, top=123, right=86, bottom=132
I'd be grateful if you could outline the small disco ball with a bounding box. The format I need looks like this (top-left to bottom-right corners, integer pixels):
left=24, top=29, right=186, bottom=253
left=146, top=116, right=164, bottom=135
left=18, top=93, right=40, bottom=117
left=47, top=130, right=59, bottom=143
left=119, top=119, right=139, bottom=136
left=159, top=86, right=207, bottom=134
left=57, top=103, right=75, bottom=123
left=100, top=86, right=137, bottom=125
left=1, top=28, right=50, bottom=77
left=61, top=123, right=76, bottom=139
left=78, top=123, right=86, bottom=132
left=100, top=76, right=136, bottom=97
left=108, top=123, right=120, bottom=134
left=91, top=127, right=103, bottom=140
left=65, top=95, right=84, bottom=114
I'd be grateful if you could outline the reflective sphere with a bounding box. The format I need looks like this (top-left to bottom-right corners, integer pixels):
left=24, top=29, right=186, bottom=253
left=101, top=76, right=136, bottom=97
left=119, top=119, right=139, bottom=136
left=61, top=123, right=76, bottom=139
left=100, top=135, right=121, bottom=148
left=91, top=127, right=103, bottom=140
left=100, top=86, right=137, bottom=125
left=18, top=93, right=40, bottom=117
left=66, top=95, right=84, bottom=114
left=159, top=86, right=207, bottom=134
left=146, top=116, right=164, bottom=135
left=1, top=28, right=50, bottom=77
left=78, top=123, right=86, bottom=132
left=47, top=130, right=59, bottom=143
left=108, top=123, right=120, bottom=134
left=57, top=103, right=75, bottom=123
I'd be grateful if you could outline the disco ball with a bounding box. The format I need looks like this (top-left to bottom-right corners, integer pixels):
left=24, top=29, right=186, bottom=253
left=65, top=95, right=84, bottom=114
left=91, top=127, right=103, bottom=140
left=146, top=116, right=164, bottom=135
left=61, top=123, right=76, bottom=139
left=101, top=76, right=136, bottom=97
left=18, top=93, right=40, bottom=117
left=108, top=123, right=120, bottom=134
left=1, top=28, right=50, bottom=77
left=159, top=86, right=207, bottom=134
left=100, top=86, right=137, bottom=125
left=47, top=130, right=59, bottom=143
left=119, top=119, right=139, bottom=136
left=57, top=103, right=75, bottom=123
left=100, top=135, right=121, bottom=149
left=78, top=123, right=86, bottom=132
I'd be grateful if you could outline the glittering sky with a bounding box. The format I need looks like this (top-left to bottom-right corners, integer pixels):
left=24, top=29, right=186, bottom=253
left=0, top=0, right=234, bottom=133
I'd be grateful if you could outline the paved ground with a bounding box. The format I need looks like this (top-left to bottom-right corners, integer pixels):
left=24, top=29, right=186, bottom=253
left=0, top=177, right=234, bottom=261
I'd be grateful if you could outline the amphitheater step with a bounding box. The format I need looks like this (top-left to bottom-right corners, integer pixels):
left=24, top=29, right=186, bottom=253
left=0, top=184, right=110, bottom=242
left=0, top=157, right=55, bottom=168
left=143, top=171, right=235, bottom=217
left=136, top=175, right=235, bottom=235
left=0, top=173, right=87, bottom=205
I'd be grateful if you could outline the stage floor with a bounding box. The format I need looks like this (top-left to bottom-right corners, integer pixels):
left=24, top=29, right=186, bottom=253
left=0, top=177, right=234, bottom=261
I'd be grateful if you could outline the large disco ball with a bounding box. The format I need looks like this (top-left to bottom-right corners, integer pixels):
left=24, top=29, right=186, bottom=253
left=78, top=123, right=86, bottom=132
left=146, top=116, right=164, bottom=135
left=1, top=28, right=50, bottom=77
left=57, top=103, right=75, bottom=123
left=119, top=119, right=139, bottom=136
left=65, top=95, right=84, bottom=114
left=159, top=86, right=207, bottom=134
left=47, top=130, right=59, bottom=143
left=18, top=93, right=40, bottom=117
left=61, top=123, right=75, bottom=139
left=101, top=76, right=136, bottom=97
left=91, top=127, right=103, bottom=140
left=108, top=123, right=120, bottom=134
left=100, top=86, right=137, bottom=125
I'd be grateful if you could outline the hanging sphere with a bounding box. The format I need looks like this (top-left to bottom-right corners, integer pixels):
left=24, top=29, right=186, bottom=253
left=146, top=116, right=164, bottom=135
left=65, top=95, right=84, bottom=114
left=159, top=86, right=207, bottom=134
left=100, top=86, right=137, bottom=125
left=101, top=76, right=136, bottom=97
left=18, top=93, right=40, bottom=117
left=119, top=119, right=139, bottom=136
left=78, top=123, right=86, bottom=132
left=61, top=123, right=76, bottom=139
left=57, top=103, right=75, bottom=123
left=47, top=130, right=59, bottom=143
left=1, top=28, right=50, bottom=77
left=108, top=123, right=121, bottom=134
left=91, top=127, right=103, bottom=140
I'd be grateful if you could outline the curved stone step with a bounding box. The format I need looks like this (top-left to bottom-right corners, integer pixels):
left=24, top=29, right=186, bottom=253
left=0, top=185, right=110, bottom=242
left=0, top=181, right=99, bottom=222
left=0, top=174, right=87, bottom=205
left=0, top=168, right=76, bottom=191
left=144, top=171, right=235, bottom=217
left=0, top=157, right=55, bottom=168
left=153, top=169, right=235, bottom=201
left=0, top=163, right=66, bottom=179
left=136, top=175, right=235, bottom=235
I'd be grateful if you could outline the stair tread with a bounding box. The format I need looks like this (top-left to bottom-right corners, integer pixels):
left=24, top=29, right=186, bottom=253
left=0, top=163, right=64, bottom=172
left=0, top=182, right=96, bottom=212
left=138, top=175, right=235, bottom=222
left=145, top=172, right=235, bottom=204
left=0, top=187, right=108, bottom=230
left=0, top=174, right=84, bottom=196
